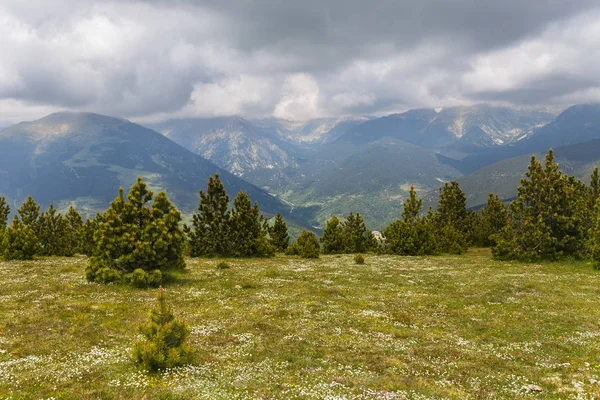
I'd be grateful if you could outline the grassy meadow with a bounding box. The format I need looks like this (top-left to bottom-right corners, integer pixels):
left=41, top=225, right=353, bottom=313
left=1, top=248, right=600, bottom=399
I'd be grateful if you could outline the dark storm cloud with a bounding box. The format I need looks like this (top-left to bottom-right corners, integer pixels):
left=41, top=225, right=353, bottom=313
left=1, top=0, right=600, bottom=122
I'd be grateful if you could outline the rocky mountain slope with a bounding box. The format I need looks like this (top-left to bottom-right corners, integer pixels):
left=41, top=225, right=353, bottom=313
left=0, top=112, right=293, bottom=220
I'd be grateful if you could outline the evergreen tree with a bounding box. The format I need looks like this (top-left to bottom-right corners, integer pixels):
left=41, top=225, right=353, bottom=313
left=18, top=195, right=41, bottom=237
left=383, top=190, right=438, bottom=256
left=286, top=230, right=320, bottom=258
left=320, top=215, right=345, bottom=254
left=402, top=186, right=422, bottom=223
left=133, top=287, right=191, bottom=372
left=0, top=216, right=38, bottom=260
left=269, top=213, right=289, bottom=252
left=591, top=167, right=600, bottom=205
left=436, top=181, right=470, bottom=254
left=229, top=191, right=273, bottom=257
left=188, top=174, right=231, bottom=257
left=591, top=197, right=600, bottom=270
left=37, top=204, right=72, bottom=256
left=87, top=178, right=186, bottom=284
left=473, top=194, right=508, bottom=247
left=148, top=191, right=187, bottom=271
left=0, top=197, right=9, bottom=231
left=341, top=212, right=376, bottom=253
left=65, top=206, right=84, bottom=255
left=493, top=150, right=587, bottom=261
left=79, top=213, right=104, bottom=256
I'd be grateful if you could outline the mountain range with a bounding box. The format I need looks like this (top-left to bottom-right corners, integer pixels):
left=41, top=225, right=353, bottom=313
left=1, top=103, right=600, bottom=231
left=0, top=112, right=292, bottom=223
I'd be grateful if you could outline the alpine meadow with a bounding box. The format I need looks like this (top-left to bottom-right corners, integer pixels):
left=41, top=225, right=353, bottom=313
left=3, top=1, right=600, bottom=399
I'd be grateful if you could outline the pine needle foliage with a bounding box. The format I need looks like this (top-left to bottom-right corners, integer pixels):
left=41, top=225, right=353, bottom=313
left=320, top=215, right=344, bottom=254
left=0, top=216, right=38, bottom=260
left=493, top=150, right=589, bottom=261
left=133, top=287, right=191, bottom=372
left=269, top=213, right=290, bottom=252
left=86, top=177, right=186, bottom=285
left=286, top=230, right=320, bottom=258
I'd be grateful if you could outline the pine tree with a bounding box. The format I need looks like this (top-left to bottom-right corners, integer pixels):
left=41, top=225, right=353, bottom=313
left=341, top=213, right=377, bottom=253
left=79, top=213, right=104, bottom=256
left=591, top=167, right=600, bottom=205
left=493, top=150, right=587, bottom=261
left=286, top=230, right=320, bottom=258
left=473, top=194, right=508, bottom=247
left=320, top=215, right=345, bottom=254
left=591, top=197, right=600, bottom=270
left=1, top=216, right=38, bottom=260
left=0, top=197, right=9, bottom=231
left=383, top=190, right=438, bottom=256
left=37, top=204, right=72, bottom=256
left=65, top=206, right=84, bottom=255
left=18, top=196, right=41, bottom=237
left=436, top=181, right=470, bottom=254
left=188, top=174, right=231, bottom=257
left=229, top=191, right=273, bottom=257
left=402, top=186, right=422, bottom=223
left=87, top=178, right=185, bottom=284
left=133, top=287, right=191, bottom=372
left=269, top=213, right=289, bottom=252
left=148, top=191, right=187, bottom=271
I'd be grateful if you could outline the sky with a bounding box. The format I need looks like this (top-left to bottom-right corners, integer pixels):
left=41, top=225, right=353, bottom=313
left=1, top=0, right=600, bottom=124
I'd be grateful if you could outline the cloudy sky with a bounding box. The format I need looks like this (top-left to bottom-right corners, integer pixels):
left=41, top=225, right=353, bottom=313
left=1, top=0, right=600, bottom=124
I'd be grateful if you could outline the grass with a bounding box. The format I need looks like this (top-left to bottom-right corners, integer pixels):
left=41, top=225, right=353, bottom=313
left=1, top=248, right=600, bottom=399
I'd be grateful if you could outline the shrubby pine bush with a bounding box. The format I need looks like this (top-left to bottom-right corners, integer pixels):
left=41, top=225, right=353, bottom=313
left=216, top=261, right=230, bottom=270
left=354, top=254, right=365, bottom=264
left=287, top=230, right=320, bottom=258
left=133, top=287, right=191, bottom=372
left=86, top=177, right=186, bottom=285
left=0, top=216, right=38, bottom=260
left=320, top=213, right=377, bottom=254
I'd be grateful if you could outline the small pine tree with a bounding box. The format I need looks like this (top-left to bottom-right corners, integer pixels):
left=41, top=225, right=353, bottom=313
left=286, top=230, right=320, bottom=258
left=342, top=213, right=377, bottom=253
left=0, top=197, right=9, bottom=231
left=591, top=197, right=600, bottom=269
left=87, top=178, right=185, bottom=284
left=591, top=167, right=600, bottom=206
left=402, top=186, right=422, bottom=223
left=188, top=174, right=231, bottom=257
left=382, top=187, right=438, bottom=256
left=133, top=287, right=191, bottom=372
left=436, top=181, right=470, bottom=254
left=18, top=196, right=41, bottom=234
left=473, top=194, right=508, bottom=247
left=1, top=216, right=38, bottom=260
left=79, top=213, right=104, bottom=256
left=229, top=191, right=273, bottom=257
left=320, top=215, right=345, bottom=254
left=38, top=204, right=72, bottom=256
left=65, top=206, right=84, bottom=255
left=269, top=213, right=290, bottom=252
